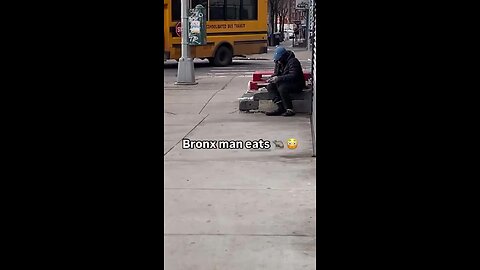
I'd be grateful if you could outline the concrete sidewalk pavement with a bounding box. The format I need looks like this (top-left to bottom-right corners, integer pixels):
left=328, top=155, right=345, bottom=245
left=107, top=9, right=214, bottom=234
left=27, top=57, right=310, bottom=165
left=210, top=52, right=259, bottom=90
left=240, top=45, right=312, bottom=61
left=164, top=75, right=316, bottom=269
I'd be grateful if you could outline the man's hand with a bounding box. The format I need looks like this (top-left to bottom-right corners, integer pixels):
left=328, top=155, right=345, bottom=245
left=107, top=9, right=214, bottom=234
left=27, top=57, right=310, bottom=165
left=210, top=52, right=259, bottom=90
left=267, top=76, right=279, bottom=83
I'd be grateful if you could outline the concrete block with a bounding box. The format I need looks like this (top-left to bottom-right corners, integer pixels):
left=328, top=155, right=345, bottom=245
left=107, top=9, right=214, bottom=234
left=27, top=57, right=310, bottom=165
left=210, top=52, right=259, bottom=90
left=239, top=100, right=259, bottom=111
left=258, top=100, right=277, bottom=112
left=253, top=91, right=275, bottom=101
left=253, top=90, right=312, bottom=101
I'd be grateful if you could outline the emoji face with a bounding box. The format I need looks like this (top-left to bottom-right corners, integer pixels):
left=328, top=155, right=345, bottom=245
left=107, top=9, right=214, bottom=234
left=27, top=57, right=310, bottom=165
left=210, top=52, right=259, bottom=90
left=287, top=138, right=298, bottom=149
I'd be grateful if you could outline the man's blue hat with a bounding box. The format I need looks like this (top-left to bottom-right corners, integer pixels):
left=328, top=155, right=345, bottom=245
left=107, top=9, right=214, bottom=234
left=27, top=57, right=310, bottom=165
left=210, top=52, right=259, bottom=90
left=273, top=46, right=287, bottom=61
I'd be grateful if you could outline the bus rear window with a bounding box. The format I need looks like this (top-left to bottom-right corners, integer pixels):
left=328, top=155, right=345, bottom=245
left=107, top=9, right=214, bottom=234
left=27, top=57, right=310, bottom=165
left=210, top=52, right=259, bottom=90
left=173, top=0, right=210, bottom=21
left=241, top=0, right=257, bottom=20
left=192, top=0, right=209, bottom=20
left=172, top=0, right=181, bottom=21
left=210, top=0, right=257, bottom=21
left=210, top=0, right=226, bottom=20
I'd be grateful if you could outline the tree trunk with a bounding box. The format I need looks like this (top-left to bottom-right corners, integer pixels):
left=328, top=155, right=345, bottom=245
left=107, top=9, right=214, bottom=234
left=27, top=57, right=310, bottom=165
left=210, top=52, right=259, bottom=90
left=273, top=2, right=278, bottom=33
left=280, top=16, right=284, bottom=33
left=273, top=13, right=277, bottom=33
left=270, top=12, right=274, bottom=34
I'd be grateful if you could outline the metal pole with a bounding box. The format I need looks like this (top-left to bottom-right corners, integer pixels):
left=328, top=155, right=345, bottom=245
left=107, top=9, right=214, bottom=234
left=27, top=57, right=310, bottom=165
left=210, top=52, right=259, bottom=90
left=176, top=0, right=197, bottom=85
left=306, top=1, right=311, bottom=50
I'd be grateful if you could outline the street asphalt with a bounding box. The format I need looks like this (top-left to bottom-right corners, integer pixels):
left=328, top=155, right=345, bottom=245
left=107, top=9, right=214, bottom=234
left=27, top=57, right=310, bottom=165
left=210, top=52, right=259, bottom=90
left=163, top=44, right=312, bottom=84
left=164, top=44, right=316, bottom=270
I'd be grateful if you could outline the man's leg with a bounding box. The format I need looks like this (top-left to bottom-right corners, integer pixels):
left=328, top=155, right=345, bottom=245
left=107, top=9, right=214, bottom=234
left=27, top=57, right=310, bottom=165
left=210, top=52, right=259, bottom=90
left=266, top=83, right=286, bottom=116
left=266, top=83, right=281, bottom=103
left=277, top=83, right=296, bottom=116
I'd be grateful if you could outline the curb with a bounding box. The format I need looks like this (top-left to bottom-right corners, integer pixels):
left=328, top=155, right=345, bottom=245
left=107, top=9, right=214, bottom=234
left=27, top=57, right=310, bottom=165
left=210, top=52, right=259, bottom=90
left=234, top=57, right=269, bottom=61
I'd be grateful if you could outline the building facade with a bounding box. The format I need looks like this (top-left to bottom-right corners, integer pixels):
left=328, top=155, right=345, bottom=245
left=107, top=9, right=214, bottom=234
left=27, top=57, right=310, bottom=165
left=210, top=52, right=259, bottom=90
left=310, top=0, right=316, bottom=156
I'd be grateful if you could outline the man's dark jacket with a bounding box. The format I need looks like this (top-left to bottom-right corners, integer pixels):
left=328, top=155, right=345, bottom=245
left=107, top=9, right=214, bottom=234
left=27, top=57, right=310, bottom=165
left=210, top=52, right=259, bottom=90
left=273, top=51, right=305, bottom=89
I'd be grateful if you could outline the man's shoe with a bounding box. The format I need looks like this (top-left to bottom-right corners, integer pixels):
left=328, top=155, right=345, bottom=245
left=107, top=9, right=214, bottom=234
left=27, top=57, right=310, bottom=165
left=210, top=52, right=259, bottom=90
left=265, top=108, right=286, bottom=116
left=282, top=109, right=296, bottom=117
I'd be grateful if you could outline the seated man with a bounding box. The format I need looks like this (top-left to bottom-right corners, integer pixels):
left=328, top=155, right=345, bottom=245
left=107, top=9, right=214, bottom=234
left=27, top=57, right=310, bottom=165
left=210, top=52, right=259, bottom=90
left=265, top=47, right=306, bottom=116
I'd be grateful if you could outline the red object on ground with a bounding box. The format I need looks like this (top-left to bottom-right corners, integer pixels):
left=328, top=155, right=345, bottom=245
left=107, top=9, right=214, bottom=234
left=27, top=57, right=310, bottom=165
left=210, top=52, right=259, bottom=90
left=248, top=70, right=312, bottom=91
left=252, top=71, right=274, bottom=81
left=252, top=70, right=311, bottom=82
left=248, top=81, right=258, bottom=90
left=303, top=71, right=312, bottom=81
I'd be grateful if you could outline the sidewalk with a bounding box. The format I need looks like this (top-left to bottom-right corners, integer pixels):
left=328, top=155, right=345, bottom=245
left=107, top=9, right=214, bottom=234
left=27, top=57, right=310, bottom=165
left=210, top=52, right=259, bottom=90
left=164, top=75, right=316, bottom=269
left=240, top=42, right=312, bottom=61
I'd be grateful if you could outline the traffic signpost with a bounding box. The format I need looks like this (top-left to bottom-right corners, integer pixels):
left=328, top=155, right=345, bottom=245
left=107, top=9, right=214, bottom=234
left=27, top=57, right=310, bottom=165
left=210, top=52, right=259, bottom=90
left=176, top=22, right=182, bottom=37
left=188, top=5, right=207, bottom=46
left=175, top=0, right=197, bottom=85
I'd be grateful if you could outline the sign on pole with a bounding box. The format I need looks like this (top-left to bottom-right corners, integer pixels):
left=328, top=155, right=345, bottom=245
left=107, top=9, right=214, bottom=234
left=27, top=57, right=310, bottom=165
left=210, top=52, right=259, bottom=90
left=188, top=4, right=207, bottom=46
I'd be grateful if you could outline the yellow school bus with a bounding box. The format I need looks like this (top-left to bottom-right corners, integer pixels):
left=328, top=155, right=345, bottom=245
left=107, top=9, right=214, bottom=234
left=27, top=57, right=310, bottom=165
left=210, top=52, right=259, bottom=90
left=164, top=0, right=268, bottom=66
